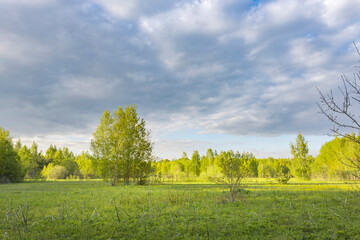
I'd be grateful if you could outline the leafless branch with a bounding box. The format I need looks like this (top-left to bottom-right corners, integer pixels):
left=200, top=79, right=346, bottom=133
left=317, top=42, right=360, bottom=180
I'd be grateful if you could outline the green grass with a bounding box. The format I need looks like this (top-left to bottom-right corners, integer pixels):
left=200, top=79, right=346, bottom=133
left=1, top=179, right=360, bottom=239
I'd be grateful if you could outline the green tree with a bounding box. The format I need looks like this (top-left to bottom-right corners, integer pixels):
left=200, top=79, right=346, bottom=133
left=18, top=145, right=32, bottom=178
left=75, top=151, right=96, bottom=179
left=314, top=138, right=343, bottom=179
left=215, top=151, right=250, bottom=202
left=276, top=159, right=291, bottom=184
left=290, top=133, right=312, bottom=180
left=206, top=149, right=215, bottom=165
left=199, top=155, right=208, bottom=176
left=52, top=147, right=75, bottom=166
left=28, top=141, right=47, bottom=178
left=315, top=135, right=359, bottom=180
left=57, top=147, right=78, bottom=178
left=91, top=105, right=153, bottom=185
left=45, top=145, right=57, bottom=163
left=60, top=159, right=78, bottom=178
left=190, top=150, right=201, bottom=177
left=0, top=127, right=24, bottom=183
left=240, top=152, right=258, bottom=177
left=91, top=109, right=115, bottom=184
left=258, top=158, right=274, bottom=178
left=14, top=139, right=22, bottom=152
left=180, top=152, right=190, bottom=178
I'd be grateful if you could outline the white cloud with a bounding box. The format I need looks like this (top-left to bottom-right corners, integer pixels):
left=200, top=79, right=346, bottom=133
left=93, top=0, right=138, bottom=19
left=177, top=62, right=226, bottom=78
left=158, top=42, right=185, bottom=69
left=67, top=78, right=110, bottom=98
left=51, top=76, right=120, bottom=101
left=0, top=32, right=50, bottom=66
left=259, top=1, right=305, bottom=26
left=323, top=24, right=360, bottom=48
left=320, top=0, right=360, bottom=28
left=140, top=0, right=234, bottom=68
left=289, top=38, right=329, bottom=68
left=141, top=0, right=232, bottom=35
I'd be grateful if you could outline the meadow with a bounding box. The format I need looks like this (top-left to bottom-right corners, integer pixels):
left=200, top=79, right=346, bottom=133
left=1, top=180, right=360, bottom=239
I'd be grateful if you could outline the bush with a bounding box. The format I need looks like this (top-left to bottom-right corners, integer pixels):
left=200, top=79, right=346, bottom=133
left=277, top=165, right=291, bottom=184
left=42, top=164, right=68, bottom=180
left=47, top=166, right=68, bottom=179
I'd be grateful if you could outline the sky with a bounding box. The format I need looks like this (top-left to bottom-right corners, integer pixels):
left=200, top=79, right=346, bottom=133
left=0, top=0, right=360, bottom=159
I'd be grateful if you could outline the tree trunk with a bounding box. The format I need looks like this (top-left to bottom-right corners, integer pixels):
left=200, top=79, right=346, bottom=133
left=112, top=159, right=117, bottom=186
left=125, top=175, right=130, bottom=185
left=108, top=158, right=113, bottom=186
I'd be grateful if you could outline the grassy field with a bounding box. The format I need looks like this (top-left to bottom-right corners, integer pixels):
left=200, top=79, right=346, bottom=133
left=0, top=179, right=360, bottom=239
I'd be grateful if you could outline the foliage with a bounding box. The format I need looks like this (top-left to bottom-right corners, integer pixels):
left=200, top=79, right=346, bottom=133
left=17, top=142, right=48, bottom=179
left=290, top=133, right=313, bottom=180
left=190, top=150, right=201, bottom=177
left=41, top=163, right=53, bottom=179
left=17, top=145, right=32, bottom=177
left=277, top=164, right=291, bottom=184
left=60, top=159, right=78, bottom=177
left=0, top=127, right=24, bottom=183
left=91, top=105, right=153, bottom=185
left=315, top=135, right=360, bottom=179
left=4, top=125, right=360, bottom=184
left=212, top=151, right=253, bottom=202
left=258, top=158, right=277, bottom=178
left=48, top=165, right=68, bottom=179
left=75, top=151, right=96, bottom=179
left=42, top=164, right=68, bottom=179
left=45, top=144, right=57, bottom=163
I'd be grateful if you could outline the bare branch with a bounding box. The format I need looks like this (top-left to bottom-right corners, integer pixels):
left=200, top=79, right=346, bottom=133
left=318, top=42, right=360, bottom=180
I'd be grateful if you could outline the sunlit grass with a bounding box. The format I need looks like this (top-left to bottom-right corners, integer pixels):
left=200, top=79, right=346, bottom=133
left=1, top=179, right=359, bottom=239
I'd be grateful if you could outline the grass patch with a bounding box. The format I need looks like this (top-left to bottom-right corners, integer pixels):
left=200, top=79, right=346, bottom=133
left=0, top=180, right=359, bottom=239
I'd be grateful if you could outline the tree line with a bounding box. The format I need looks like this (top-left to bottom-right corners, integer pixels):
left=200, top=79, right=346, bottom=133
left=1, top=120, right=359, bottom=184
left=154, top=133, right=360, bottom=182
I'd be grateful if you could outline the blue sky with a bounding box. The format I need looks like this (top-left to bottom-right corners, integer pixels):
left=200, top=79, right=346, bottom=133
left=0, top=0, right=359, bottom=159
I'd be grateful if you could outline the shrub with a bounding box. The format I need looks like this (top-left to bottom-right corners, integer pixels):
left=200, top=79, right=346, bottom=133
left=47, top=166, right=68, bottom=179
left=277, top=165, right=291, bottom=184
left=42, top=164, right=68, bottom=180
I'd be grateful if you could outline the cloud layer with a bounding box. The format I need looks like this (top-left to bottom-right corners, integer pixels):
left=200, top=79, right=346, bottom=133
left=0, top=0, right=359, bottom=157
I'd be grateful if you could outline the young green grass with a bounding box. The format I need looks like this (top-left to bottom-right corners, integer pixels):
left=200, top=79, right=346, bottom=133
left=0, top=180, right=359, bottom=239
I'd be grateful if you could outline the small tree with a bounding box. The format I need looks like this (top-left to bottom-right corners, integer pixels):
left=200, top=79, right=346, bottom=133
left=190, top=150, right=201, bottom=177
left=290, top=133, right=313, bottom=180
left=277, top=164, right=291, bottom=184
left=214, top=151, right=251, bottom=203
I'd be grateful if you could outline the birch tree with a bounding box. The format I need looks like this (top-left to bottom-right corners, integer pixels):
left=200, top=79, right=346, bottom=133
left=91, top=105, right=153, bottom=185
left=290, top=133, right=313, bottom=180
